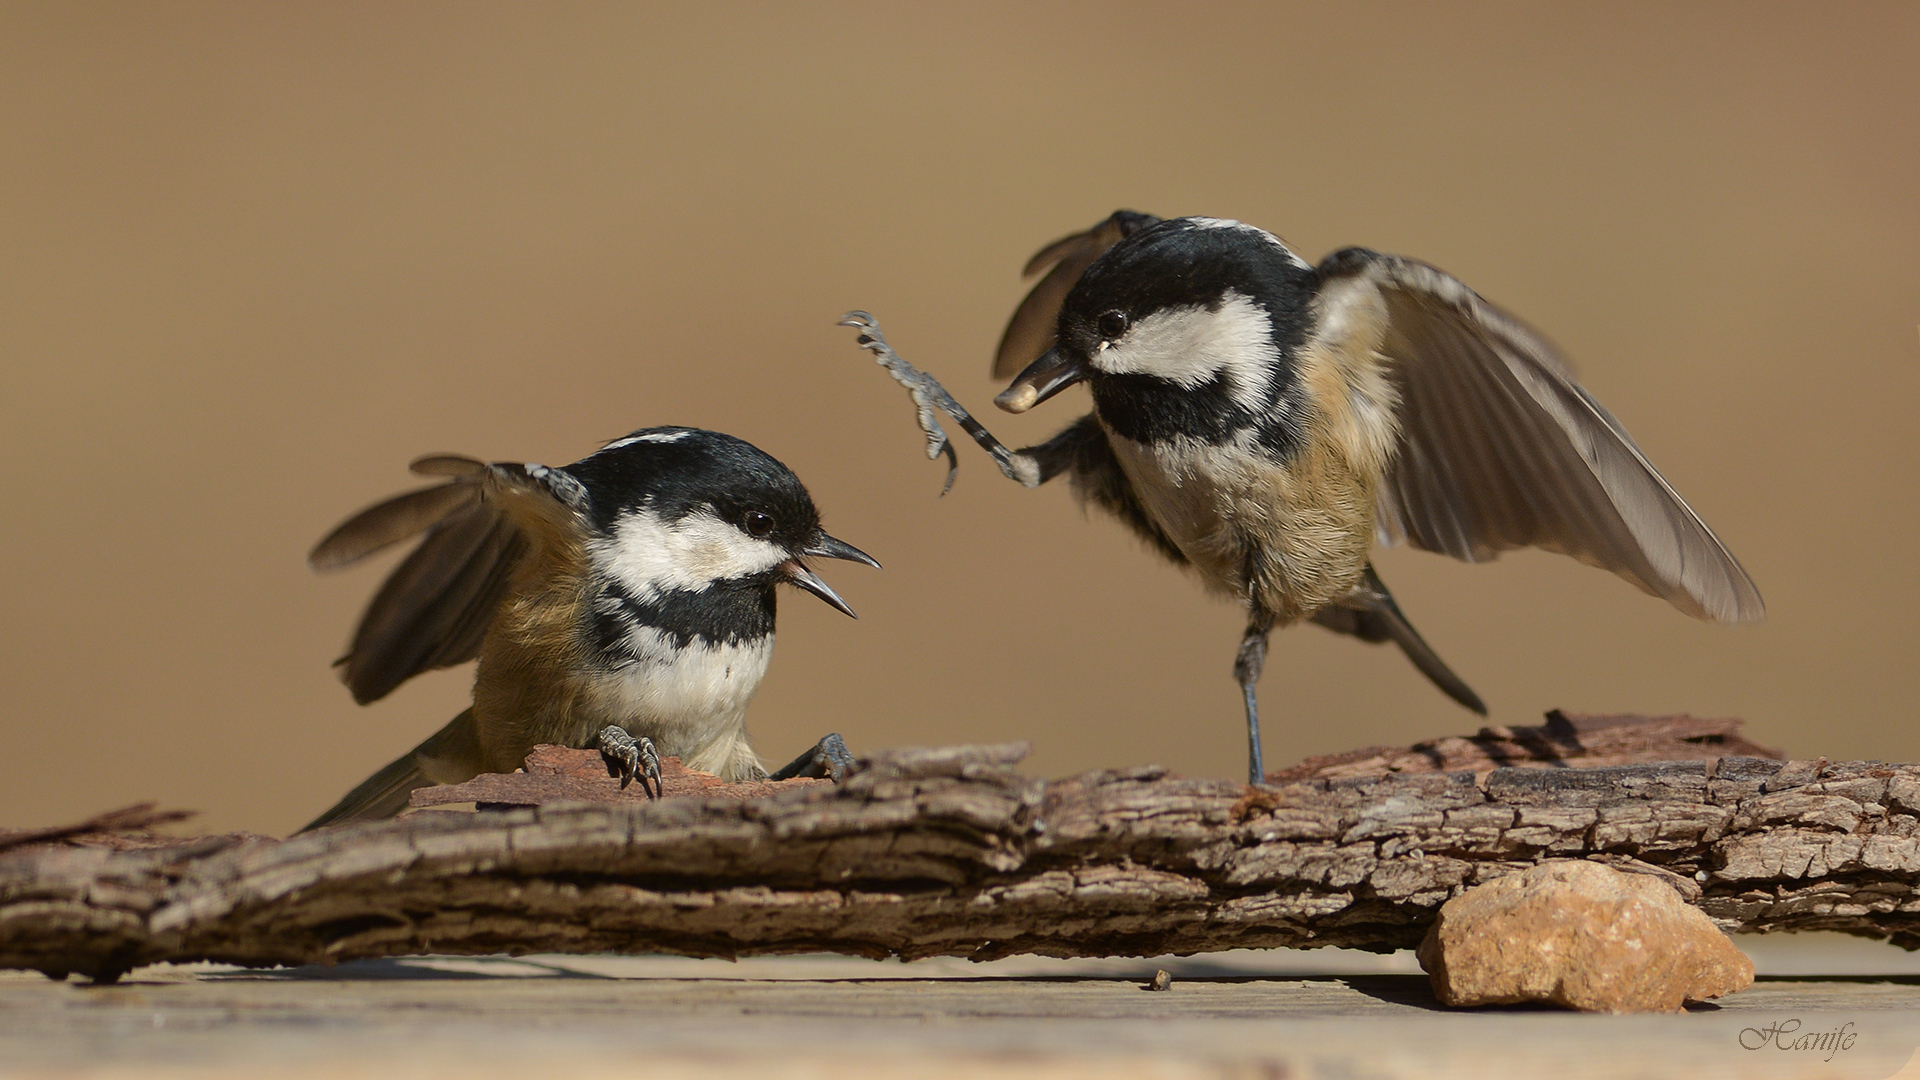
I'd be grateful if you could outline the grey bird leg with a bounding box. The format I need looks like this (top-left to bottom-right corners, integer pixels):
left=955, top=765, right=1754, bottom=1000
left=768, top=733, right=857, bottom=782
left=1233, top=615, right=1276, bottom=785
left=839, top=312, right=1042, bottom=490
left=596, top=725, right=662, bottom=800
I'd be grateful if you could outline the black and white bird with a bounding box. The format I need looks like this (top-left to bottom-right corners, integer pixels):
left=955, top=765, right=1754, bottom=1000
left=301, top=426, right=877, bottom=831
left=847, top=211, right=1763, bottom=784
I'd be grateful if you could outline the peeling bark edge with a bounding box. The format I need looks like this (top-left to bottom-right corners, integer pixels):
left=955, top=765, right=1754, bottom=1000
left=5, top=744, right=1920, bottom=983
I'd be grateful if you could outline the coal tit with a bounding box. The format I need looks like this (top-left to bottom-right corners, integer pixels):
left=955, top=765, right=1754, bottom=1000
left=301, top=426, right=877, bottom=830
left=849, top=212, right=1762, bottom=784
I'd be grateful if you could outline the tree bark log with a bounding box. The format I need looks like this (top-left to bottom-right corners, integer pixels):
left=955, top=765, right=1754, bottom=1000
left=6, top=737, right=1919, bottom=983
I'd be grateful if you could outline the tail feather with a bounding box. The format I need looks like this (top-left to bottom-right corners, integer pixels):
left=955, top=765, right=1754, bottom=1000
left=1311, top=566, right=1488, bottom=715
left=299, top=708, right=485, bottom=832
left=299, top=752, right=427, bottom=831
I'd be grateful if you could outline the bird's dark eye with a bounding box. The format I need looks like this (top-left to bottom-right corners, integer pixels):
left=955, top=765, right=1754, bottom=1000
left=1097, top=310, right=1130, bottom=340
left=743, top=511, right=776, bottom=539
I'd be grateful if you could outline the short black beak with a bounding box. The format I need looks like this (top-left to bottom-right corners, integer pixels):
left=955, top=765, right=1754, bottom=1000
left=783, top=533, right=879, bottom=619
left=993, top=346, right=1088, bottom=413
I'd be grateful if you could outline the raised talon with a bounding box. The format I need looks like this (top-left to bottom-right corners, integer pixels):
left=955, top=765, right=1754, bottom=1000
left=597, top=725, right=662, bottom=800
left=841, top=311, right=955, bottom=474
left=933, top=442, right=959, bottom=495
left=839, top=312, right=1040, bottom=491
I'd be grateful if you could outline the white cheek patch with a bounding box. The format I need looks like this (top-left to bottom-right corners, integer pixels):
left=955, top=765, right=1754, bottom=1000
left=1094, top=291, right=1281, bottom=401
left=592, top=507, right=788, bottom=597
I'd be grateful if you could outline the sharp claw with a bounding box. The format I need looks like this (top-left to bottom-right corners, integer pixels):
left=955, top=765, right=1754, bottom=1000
left=840, top=312, right=957, bottom=488
left=814, top=732, right=857, bottom=782
left=597, top=725, right=648, bottom=791
left=642, top=754, right=662, bottom=802
left=768, top=732, right=858, bottom=781
left=841, top=312, right=1037, bottom=491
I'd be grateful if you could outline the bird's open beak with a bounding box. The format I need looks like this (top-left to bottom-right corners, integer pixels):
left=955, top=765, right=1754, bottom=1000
left=994, top=346, right=1088, bottom=414
left=803, top=534, right=881, bottom=569
left=783, top=534, right=880, bottom=619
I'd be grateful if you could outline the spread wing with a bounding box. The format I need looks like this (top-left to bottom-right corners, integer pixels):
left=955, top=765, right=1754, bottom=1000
left=310, top=456, right=591, bottom=704
left=1311, top=248, right=1764, bottom=624
left=993, top=210, right=1162, bottom=379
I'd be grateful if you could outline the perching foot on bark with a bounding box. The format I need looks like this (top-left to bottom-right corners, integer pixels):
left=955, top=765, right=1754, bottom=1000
left=768, top=733, right=857, bottom=782
left=596, top=725, right=661, bottom=799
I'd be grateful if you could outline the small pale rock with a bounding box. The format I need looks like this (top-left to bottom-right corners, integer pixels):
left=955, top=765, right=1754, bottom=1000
left=1416, top=859, right=1753, bottom=1012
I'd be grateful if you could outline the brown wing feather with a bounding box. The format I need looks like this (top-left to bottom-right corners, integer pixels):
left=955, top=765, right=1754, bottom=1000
left=410, top=454, right=491, bottom=478
left=317, top=460, right=585, bottom=705
left=332, top=503, right=514, bottom=703
left=308, top=480, right=481, bottom=570
left=993, top=211, right=1162, bottom=379
left=1315, top=249, right=1764, bottom=625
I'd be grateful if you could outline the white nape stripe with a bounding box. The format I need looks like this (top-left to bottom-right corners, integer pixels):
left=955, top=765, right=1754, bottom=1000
left=1188, top=216, right=1248, bottom=231
left=1186, top=218, right=1312, bottom=269
left=591, top=507, right=788, bottom=597
left=601, top=430, right=694, bottom=451
left=1093, top=290, right=1280, bottom=401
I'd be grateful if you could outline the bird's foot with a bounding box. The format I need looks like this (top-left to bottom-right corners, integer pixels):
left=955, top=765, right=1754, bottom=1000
left=838, top=312, right=1040, bottom=490
left=596, top=725, right=662, bottom=800
left=768, top=732, right=857, bottom=782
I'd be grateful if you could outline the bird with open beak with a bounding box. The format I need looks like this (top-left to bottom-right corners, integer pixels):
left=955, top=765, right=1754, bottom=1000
left=302, top=426, right=877, bottom=830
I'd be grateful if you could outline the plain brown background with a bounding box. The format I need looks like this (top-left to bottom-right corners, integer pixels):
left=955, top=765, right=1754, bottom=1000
left=3, top=3, right=1916, bottom=836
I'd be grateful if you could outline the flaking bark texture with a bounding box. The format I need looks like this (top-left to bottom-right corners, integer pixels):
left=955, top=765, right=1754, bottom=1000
left=5, top=733, right=1919, bottom=984
left=408, top=745, right=832, bottom=809
left=1267, top=710, right=1780, bottom=781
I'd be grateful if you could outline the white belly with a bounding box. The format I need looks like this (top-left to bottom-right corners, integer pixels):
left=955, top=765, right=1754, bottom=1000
left=1106, top=431, right=1257, bottom=595
left=1101, top=425, right=1375, bottom=621
left=582, top=629, right=774, bottom=777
